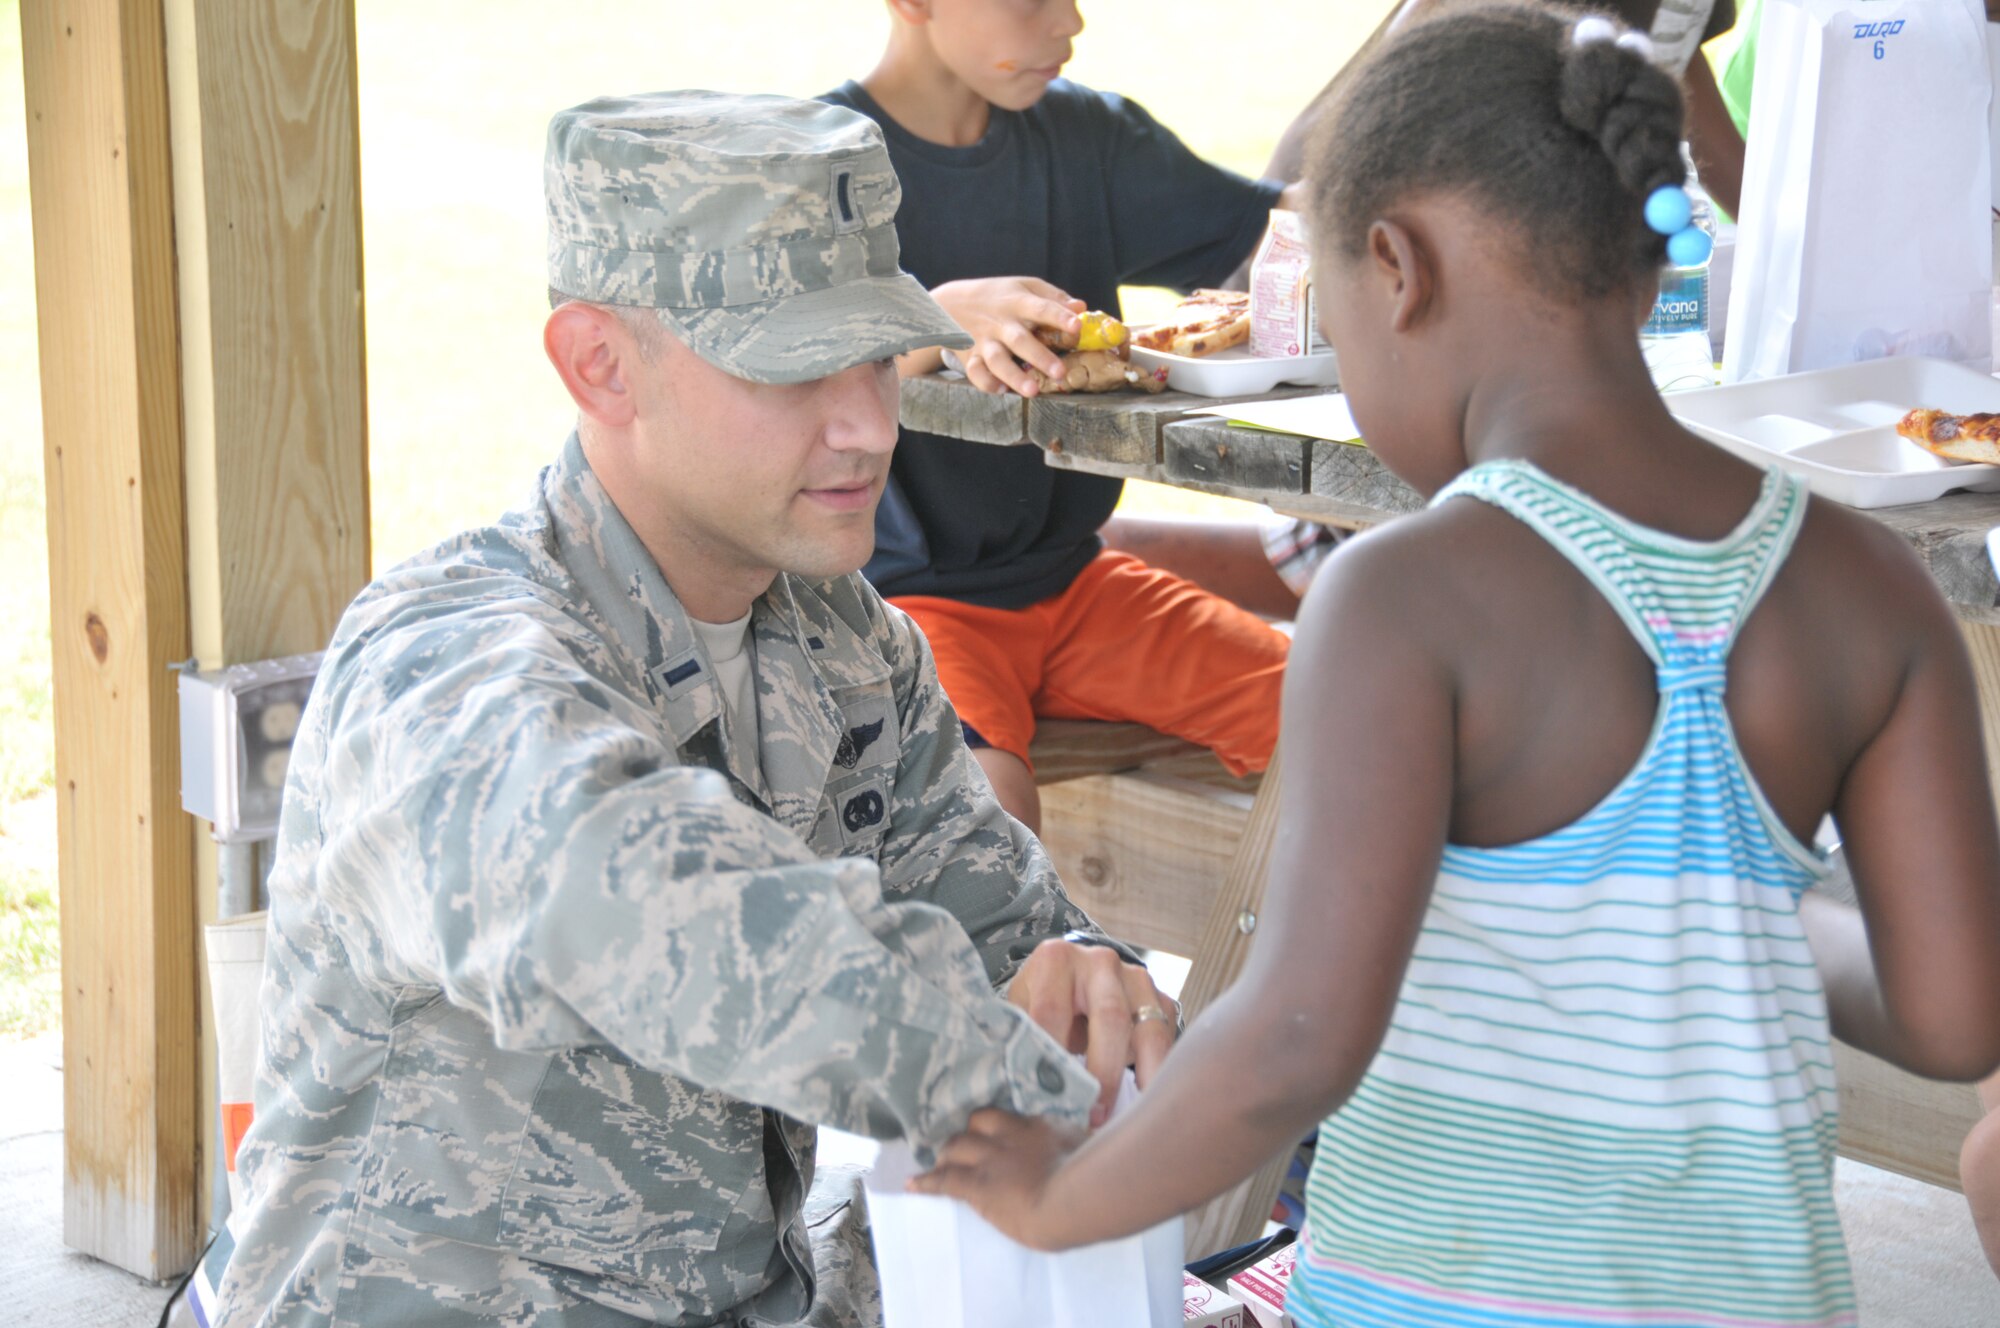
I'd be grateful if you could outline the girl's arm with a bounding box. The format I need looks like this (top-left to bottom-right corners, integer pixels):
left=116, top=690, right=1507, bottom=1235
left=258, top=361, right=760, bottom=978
left=912, top=531, right=1457, bottom=1249
left=1823, top=569, right=2000, bottom=1082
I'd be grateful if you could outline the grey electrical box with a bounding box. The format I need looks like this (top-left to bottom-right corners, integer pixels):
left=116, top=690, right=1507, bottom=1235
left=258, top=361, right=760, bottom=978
left=178, top=652, right=323, bottom=843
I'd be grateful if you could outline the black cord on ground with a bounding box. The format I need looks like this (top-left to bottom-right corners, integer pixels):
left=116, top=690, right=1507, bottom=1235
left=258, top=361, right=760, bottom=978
left=154, top=1229, right=219, bottom=1328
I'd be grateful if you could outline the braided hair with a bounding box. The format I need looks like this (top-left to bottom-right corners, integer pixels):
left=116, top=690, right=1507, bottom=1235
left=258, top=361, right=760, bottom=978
left=1304, top=3, right=1687, bottom=300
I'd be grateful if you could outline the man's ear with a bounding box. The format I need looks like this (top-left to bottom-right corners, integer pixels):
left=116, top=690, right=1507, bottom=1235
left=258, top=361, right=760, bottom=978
left=545, top=302, right=638, bottom=428
left=1366, top=218, right=1436, bottom=336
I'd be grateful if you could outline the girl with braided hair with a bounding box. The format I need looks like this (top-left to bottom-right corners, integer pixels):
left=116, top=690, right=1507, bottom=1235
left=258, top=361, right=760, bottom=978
left=911, top=6, right=2000, bottom=1323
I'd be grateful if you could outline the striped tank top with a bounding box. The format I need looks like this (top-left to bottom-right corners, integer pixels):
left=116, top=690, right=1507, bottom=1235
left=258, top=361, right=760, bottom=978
left=1290, top=459, right=1855, bottom=1328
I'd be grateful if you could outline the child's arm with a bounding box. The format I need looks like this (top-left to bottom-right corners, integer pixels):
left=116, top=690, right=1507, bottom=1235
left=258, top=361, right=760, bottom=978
left=911, top=530, right=1456, bottom=1249
left=900, top=277, right=1083, bottom=396
left=1818, top=555, right=2000, bottom=1082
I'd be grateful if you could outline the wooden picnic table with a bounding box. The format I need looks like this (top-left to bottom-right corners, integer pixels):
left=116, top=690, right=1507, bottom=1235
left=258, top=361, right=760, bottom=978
left=905, top=370, right=1993, bottom=1244
left=902, top=372, right=2000, bottom=622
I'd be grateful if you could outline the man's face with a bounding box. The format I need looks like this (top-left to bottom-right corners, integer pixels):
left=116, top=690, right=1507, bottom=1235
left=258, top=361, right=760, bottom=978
left=630, top=332, right=901, bottom=587
left=925, top=0, right=1086, bottom=112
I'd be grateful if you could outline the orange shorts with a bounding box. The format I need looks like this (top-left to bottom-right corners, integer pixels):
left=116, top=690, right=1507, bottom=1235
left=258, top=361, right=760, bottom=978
left=891, top=550, right=1288, bottom=777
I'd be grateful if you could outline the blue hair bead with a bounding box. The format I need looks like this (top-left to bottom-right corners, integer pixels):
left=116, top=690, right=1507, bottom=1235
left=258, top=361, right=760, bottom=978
left=1665, top=226, right=1713, bottom=267
left=1643, top=184, right=1692, bottom=236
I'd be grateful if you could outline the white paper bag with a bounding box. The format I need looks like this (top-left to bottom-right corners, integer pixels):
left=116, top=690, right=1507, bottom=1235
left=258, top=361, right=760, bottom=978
left=1989, top=23, right=2000, bottom=202
left=1724, top=0, right=1993, bottom=382
left=205, top=910, right=268, bottom=1210
left=865, top=1072, right=1184, bottom=1328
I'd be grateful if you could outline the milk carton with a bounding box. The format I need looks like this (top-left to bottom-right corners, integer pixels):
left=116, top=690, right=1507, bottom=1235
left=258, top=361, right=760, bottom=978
left=1249, top=210, right=1329, bottom=359
left=1183, top=1272, right=1247, bottom=1327
left=1226, top=1243, right=1297, bottom=1328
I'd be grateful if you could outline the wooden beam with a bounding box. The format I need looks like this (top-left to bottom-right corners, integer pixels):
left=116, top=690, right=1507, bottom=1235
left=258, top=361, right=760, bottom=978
left=161, top=0, right=369, bottom=1240
left=166, top=0, right=368, bottom=667
left=1039, top=771, right=1251, bottom=957
left=1833, top=1044, right=1981, bottom=1192
left=21, top=0, right=199, bottom=1278
left=1029, top=719, right=1208, bottom=786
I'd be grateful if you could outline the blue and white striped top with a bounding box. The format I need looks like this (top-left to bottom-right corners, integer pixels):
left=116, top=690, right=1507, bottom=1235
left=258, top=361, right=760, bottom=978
left=1291, top=458, right=1855, bottom=1328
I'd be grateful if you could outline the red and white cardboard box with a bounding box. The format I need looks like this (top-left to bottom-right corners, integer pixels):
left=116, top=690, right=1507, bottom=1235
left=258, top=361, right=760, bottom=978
left=1226, top=1244, right=1297, bottom=1328
left=1183, top=1271, right=1246, bottom=1327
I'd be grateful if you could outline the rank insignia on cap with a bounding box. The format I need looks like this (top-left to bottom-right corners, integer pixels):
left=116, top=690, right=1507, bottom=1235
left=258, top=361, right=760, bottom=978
left=830, top=168, right=863, bottom=234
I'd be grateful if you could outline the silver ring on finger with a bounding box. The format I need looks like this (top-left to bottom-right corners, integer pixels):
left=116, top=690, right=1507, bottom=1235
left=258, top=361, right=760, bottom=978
left=1132, top=1003, right=1172, bottom=1033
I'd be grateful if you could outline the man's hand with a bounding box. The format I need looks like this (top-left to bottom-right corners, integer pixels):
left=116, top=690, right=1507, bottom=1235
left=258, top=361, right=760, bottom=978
left=930, top=277, right=1085, bottom=396
left=1008, top=938, right=1178, bottom=1127
left=909, top=1108, right=1082, bottom=1251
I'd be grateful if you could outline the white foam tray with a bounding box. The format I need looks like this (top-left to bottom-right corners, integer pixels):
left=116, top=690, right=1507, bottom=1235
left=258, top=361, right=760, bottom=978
left=1129, top=344, right=1338, bottom=398
left=1666, top=358, right=2000, bottom=509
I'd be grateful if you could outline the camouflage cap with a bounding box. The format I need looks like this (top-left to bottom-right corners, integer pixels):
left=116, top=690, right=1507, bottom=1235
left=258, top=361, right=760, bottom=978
left=546, top=91, right=971, bottom=384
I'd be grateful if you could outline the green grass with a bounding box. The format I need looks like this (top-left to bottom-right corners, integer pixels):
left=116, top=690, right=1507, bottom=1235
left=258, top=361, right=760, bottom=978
left=0, top=0, right=1394, bottom=1041
left=0, top=818, right=57, bottom=1039
left=0, top=0, right=56, bottom=1040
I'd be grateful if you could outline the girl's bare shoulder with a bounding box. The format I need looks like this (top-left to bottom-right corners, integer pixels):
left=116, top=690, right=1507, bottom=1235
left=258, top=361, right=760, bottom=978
left=1785, top=496, right=1956, bottom=634
left=1300, top=495, right=1568, bottom=655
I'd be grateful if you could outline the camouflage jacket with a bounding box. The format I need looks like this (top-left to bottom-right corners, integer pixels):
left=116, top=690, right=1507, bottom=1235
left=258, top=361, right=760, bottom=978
left=209, top=434, right=1103, bottom=1326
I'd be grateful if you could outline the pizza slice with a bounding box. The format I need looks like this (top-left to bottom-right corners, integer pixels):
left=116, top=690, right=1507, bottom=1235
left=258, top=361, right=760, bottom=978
left=1131, top=289, right=1252, bottom=358
left=1897, top=408, right=2000, bottom=464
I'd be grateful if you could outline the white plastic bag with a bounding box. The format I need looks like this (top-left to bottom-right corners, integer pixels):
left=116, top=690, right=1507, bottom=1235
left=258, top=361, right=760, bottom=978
left=864, top=1072, right=1184, bottom=1328
left=1724, top=0, right=1993, bottom=382
left=205, top=910, right=268, bottom=1210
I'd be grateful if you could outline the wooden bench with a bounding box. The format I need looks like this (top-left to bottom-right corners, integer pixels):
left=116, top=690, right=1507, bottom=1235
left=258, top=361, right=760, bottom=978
left=1027, top=720, right=1293, bottom=1257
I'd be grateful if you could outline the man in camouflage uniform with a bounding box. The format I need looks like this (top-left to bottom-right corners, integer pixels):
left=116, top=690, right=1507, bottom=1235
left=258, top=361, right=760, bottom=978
left=200, top=92, right=1179, bottom=1327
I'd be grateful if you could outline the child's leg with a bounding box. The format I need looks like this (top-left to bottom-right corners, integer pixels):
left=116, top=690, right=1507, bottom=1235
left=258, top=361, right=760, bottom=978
left=1098, top=516, right=1303, bottom=619
left=1962, top=1070, right=2000, bottom=1277
left=885, top=595, right=1049, bottom=831
left=1036, top=551, right=1289, bottom=776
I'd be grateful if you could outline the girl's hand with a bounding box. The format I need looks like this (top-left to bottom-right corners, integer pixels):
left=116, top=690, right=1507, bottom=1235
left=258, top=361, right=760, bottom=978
left=929, top=277, right=1085, bottom=396
left=908, top=1109, right=1084, bottom=1251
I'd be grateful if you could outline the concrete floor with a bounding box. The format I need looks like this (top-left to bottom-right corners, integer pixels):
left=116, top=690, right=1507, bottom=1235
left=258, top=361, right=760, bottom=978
left=6, top=1031, right=1998, bottom=1326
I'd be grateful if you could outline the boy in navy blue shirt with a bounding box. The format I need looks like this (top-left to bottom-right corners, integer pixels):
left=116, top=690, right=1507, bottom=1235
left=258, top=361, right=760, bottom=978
left=823, top=0, right=1298, bottom=831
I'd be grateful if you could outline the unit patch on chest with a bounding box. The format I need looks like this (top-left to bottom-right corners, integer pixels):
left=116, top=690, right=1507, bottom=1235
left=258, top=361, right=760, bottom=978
left=841, top=787, right=886, bottom=833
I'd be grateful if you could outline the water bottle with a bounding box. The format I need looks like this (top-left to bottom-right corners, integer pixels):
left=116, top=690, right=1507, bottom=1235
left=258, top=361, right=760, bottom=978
left=1641, top=152, right=1717, bottom=394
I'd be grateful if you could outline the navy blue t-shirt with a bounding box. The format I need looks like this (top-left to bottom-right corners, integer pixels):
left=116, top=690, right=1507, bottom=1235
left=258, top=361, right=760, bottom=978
left=820, top=79, right=1282, bottom=609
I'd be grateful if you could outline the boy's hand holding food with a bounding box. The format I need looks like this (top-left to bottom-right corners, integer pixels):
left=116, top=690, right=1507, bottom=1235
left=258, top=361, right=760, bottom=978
left=909, top=1108, right=1084, bottom=1251
left=929, top=276, right=1086, bottom=395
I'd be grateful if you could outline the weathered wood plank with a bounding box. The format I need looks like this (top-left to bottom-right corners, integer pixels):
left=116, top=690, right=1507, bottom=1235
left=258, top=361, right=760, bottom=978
left=1833, top=1044, right=1981, bottom=1192
left=1028, top=719, right=1206, bottom=785
left=1041, top=448, right=1164, bottom=482
left=1038, top=772, right=1251, bottom=958
left=1029, top=385, right=1325, bottom=473
left=1164, top=418, right=1309, bottom=496
left=1310, top=436, right=1424, bottom=517
left=1029, top=392, right=1193, bottom=470
left=898, top=373, right=1026, bottom=446
left=1870, top=492, right=2000, bottom=627
left=22, top=0, right=201, bottom=1277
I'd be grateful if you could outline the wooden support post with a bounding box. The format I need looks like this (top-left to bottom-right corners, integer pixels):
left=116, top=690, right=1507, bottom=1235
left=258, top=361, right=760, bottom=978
left=162, top=0, right=369, bottom=1238
left=166, top=0, right=369, bottom=667
left=1180, top=745, right=1294, bottom=1260
left=21, top=0, right=199, bottom=1278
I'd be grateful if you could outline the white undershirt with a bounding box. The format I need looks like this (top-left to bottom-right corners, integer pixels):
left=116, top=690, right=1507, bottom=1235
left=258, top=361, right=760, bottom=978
left=690, top=611, right=759, bottom=752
